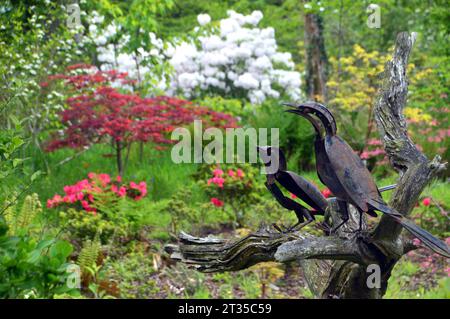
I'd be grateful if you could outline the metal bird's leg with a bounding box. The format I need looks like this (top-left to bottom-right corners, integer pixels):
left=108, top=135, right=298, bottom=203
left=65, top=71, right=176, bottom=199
left=284, top=208, right=315, bottom=233
left=331, top=200, right=349, bottom=233
left=316, top=206, right=332, bottom=234
left=272, top=223, right=285, bottom=233
left=264, top=181, right=309, bottom=233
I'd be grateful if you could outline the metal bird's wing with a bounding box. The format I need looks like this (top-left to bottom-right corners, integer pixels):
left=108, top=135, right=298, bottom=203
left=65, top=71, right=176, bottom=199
left=276, top=171, right=328, bottom=214
left=324, top=135, right=381, bottom=212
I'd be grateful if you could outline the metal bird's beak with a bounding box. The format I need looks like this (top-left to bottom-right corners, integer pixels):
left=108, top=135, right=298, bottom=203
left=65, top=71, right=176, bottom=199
left=256, top=145, right=265, bottom=154
left=284, top=108, right=307, bottom=116
left=282, top=102, right=308, bottom=115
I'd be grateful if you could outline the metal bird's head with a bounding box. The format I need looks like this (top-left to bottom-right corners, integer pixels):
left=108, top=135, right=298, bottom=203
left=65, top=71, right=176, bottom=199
left=283, top=101, right=337, bottom=136
left=257, top=146, right=287, bottom=181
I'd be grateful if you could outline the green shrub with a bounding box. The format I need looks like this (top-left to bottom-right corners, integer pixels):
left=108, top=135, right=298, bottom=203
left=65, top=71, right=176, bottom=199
left=0, top=215, right=75, bottom=298
left=3, top=193, right=42, bottom=236
left=105, top=244, right=159, bottom=298
left=57, top=209, right=127, bottom=245
left=196, top=162, right=265, bottom=227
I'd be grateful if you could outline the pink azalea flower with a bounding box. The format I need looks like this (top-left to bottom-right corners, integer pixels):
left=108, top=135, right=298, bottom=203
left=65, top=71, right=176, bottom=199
left=118, top=186, right=127, bottom=197
left=236, top=169, right=244, bottom=178
left=63, top=185, right=72, bottom=194
left=54, top=194, right=62, bottom=201
left=81, top=200, right=90, bottom=210
left=68, top=194, right=77, bottom=203
left=211, top=197, right=224, bottom=207
left=129, top=181, right=147, bottom=200
left=228, top=169, right=235, bottom=177
left=137, top=182, right=147, bottom=197
left=98, top=173, right=111, bottom=186
left=360, top=151, right=369, bottom=160
left=209, top=176, right=225, bottom=188
left=422, top=197, right=431, bottom=206
left=213, top=168, right=224, bottom=177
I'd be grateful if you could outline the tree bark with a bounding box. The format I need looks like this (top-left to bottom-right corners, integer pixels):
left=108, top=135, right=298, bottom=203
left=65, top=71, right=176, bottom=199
left=116, top=140, right=123, bottom=176
left=165, top=32, right=447, bottom=299
left=304, top=11, right=328, bottom=102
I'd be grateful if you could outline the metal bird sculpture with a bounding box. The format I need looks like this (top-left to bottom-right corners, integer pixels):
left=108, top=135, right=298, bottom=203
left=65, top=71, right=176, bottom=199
left=257, top=146, right=329, bottom=232
left=285, top=101, right=450, bottom=258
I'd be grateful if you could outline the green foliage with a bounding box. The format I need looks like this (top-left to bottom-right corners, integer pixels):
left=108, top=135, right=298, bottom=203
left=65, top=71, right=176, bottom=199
left=57, top=206, right=134, bottom=245
left=410, top=181, right=450, bottom=237
left=0, top=124, right=26, bottom=199
left=77, top=235, right=102, bottom=277
left=163, top=263, right=209, bottom=298
left=385, top=259, right=450, bottom=299
left=163, top=189, right=198, bottom=234
left=195, top=96, right=248, bottom=117
left=0, top=219, right=74, bottom=298
left=0, top=1, right=89, bottom=143
left=246, top=196, right=296, bottom=229
left=105, top=245, right=157, bottom=298
left=248, top=262, right=285, bottom=298
left=3, top=193, right=42, bottom=236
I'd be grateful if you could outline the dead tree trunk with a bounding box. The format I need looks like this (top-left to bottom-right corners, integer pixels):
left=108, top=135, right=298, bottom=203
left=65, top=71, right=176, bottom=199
left=304, top=11, right=328, bottom=102
left=165, top=32, right=447, bottom=299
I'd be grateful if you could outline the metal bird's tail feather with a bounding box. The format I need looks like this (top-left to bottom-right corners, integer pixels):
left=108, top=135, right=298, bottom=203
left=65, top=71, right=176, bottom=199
left=398, top=218, right=450, bottom=258
left=367, top=198, right=450, bottom=258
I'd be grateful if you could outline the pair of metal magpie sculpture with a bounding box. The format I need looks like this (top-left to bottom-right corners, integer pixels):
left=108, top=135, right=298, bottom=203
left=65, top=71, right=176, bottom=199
left=258, top=101, right=450, bottom=258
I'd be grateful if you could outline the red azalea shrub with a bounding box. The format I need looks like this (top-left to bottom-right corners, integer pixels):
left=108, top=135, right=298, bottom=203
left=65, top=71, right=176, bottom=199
left=198, top=163, right=263, bottom=226
left=206, top=167, right=246, bottom=205
left=47, top=172, right=147, bottom=213
left=43, top=64, right=238, bottom=174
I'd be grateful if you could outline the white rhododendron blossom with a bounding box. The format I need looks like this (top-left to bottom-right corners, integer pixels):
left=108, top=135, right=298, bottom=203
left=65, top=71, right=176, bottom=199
left=167, top=10, right=301, bottom=104
left=197, top=13, right=211, bottom=26
left=87, top=11, right=170, bottom=91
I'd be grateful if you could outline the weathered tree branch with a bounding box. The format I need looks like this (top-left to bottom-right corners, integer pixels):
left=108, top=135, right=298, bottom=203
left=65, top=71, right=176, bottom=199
left=372, top=32, right=447, bottom=251
left=165, top=227, right=298, bottom=272
left=165, top=32, right=442, bottom=299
